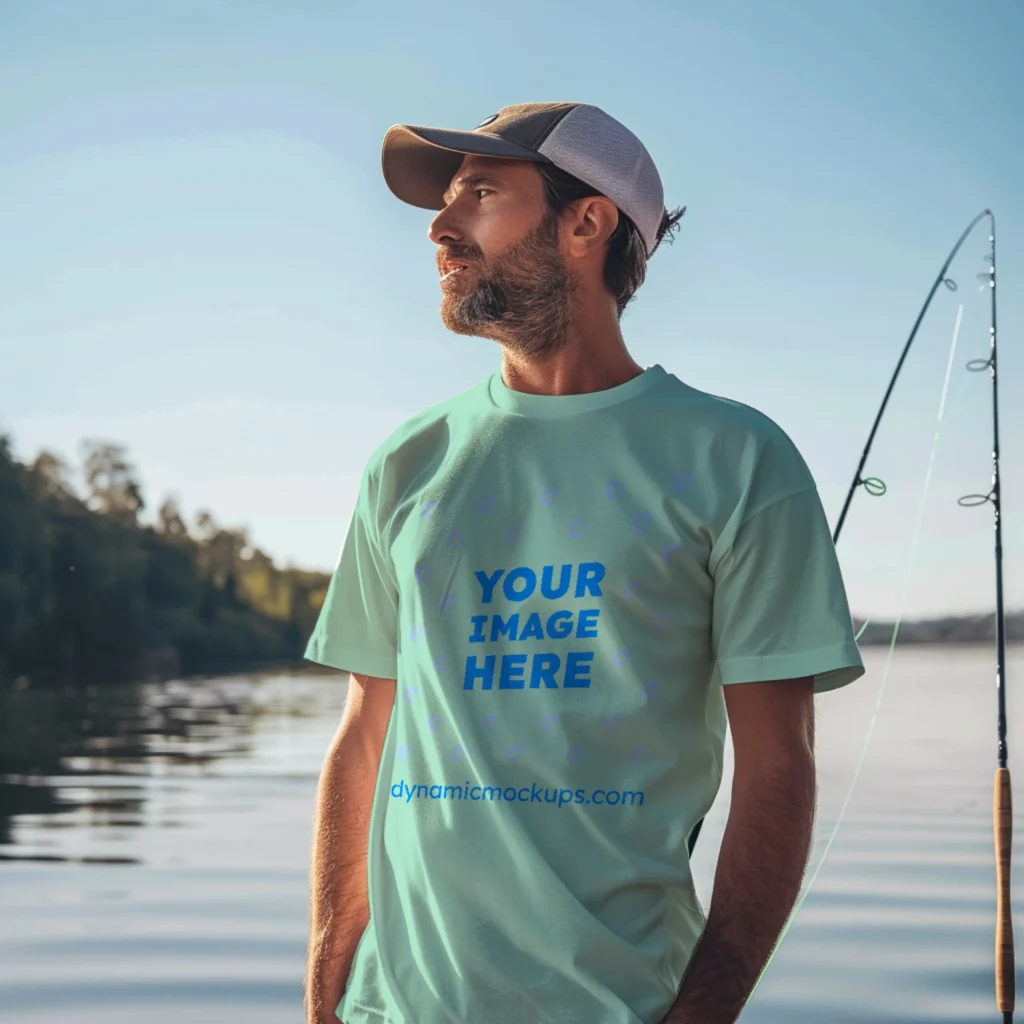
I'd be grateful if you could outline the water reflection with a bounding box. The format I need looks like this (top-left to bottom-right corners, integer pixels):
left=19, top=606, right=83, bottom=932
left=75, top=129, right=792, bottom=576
left=0, top=672, right=340, bottom=863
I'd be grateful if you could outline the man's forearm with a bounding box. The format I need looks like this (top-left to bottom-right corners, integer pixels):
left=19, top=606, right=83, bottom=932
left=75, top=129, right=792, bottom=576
left=665, top=754, right=816, bottom=1024
left=305, top=733, right=378, bottom=1024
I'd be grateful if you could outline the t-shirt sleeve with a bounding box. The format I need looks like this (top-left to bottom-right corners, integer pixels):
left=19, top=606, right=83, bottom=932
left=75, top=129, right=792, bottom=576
left=304, top=466, right=399, bottom=679
left=710, top=485, right=865, bottom=694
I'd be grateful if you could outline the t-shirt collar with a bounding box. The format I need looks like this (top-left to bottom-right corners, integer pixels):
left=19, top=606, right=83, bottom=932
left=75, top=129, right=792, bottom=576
left=487, top=364, right=667, bottom=418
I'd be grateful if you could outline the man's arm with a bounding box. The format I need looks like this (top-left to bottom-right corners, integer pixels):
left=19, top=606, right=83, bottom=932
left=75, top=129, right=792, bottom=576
left=664, top=676, right=816, bottom=1024
left=305, top=673, right=396, bottom=1024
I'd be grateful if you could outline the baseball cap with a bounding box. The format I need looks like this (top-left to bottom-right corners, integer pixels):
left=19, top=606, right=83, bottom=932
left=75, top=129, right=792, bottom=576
left=381, top=102, right=667, bottom=257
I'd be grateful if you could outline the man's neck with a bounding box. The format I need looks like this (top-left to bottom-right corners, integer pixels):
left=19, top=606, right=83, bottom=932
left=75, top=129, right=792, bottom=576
left=499, top=304, right=645, bottom=398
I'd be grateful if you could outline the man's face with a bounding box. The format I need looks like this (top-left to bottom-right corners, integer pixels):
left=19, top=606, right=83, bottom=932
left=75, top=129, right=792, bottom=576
left=429, top=155, right=576, bottom=359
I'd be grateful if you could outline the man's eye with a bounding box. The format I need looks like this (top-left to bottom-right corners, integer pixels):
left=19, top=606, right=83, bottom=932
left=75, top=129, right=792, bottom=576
left=474, top=189, right=494, bottom=199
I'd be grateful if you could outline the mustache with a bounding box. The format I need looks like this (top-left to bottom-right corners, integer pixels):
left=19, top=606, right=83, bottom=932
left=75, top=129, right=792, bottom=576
left=436, top=245, right=483, bottom=270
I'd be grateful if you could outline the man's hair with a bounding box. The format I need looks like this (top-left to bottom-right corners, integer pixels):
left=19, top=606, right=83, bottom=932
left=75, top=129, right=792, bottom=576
left=536, top=162, right=686, bottom=318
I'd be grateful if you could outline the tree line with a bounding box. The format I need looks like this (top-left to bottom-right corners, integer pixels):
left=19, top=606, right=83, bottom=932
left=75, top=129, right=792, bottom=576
left=0, top=433, right=331, bottom=689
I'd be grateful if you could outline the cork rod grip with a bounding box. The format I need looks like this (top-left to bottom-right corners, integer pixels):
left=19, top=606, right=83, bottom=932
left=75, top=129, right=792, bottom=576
left=995, top=767, right=1015, bottom=1014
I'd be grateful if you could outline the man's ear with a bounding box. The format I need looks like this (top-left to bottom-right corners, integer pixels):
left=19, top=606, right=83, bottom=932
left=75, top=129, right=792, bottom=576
left=564, top=196, right=619, bottom=257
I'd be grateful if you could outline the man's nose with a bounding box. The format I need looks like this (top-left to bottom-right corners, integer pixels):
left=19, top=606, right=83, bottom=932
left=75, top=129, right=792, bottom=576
left=428, top=206, right=463, bottom=247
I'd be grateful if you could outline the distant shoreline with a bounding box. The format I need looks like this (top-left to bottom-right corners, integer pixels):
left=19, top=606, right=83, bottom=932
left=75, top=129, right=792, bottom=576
left=852, top=611, right=1023, bottom=646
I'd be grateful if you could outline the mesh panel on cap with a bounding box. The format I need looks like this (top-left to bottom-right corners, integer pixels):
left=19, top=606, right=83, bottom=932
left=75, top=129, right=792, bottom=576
left=537, top=105, right=665, bottom=256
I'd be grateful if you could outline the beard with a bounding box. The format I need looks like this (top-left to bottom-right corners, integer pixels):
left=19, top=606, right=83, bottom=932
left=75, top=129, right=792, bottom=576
left=438, top=212, right=578, bottom=360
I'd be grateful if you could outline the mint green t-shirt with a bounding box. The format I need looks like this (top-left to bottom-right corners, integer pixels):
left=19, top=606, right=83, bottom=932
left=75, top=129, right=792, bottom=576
left=305, top=364, right=864, bottom=1024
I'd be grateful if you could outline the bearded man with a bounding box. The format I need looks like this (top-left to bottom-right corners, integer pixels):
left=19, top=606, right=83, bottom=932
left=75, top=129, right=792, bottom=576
left=304, top=102, right=864, bottom=1024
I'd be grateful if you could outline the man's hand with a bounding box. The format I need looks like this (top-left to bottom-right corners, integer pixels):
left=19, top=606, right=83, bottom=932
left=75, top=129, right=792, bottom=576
left=663, top=676, right=816, bottom=1024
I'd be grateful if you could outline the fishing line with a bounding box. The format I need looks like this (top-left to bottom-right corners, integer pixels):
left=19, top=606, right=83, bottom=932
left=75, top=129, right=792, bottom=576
left=747, top=302, right=965, bottom=1000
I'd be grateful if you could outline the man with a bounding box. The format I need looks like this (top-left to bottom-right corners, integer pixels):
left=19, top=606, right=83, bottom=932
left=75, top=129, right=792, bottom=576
left=304, top=102, right=864, bottom=1024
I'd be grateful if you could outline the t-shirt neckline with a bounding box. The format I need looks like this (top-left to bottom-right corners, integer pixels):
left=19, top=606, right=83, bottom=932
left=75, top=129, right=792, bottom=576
left=487, top=364, right=667, bottom=418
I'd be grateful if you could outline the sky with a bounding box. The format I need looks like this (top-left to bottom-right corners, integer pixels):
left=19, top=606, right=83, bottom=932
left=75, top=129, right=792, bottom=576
left=1, top=0, right=1022, bottom=621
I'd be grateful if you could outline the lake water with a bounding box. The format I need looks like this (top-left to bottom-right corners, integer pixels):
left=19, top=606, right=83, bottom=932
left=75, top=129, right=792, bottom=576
left=2, top=643, right=1022, bottom=1023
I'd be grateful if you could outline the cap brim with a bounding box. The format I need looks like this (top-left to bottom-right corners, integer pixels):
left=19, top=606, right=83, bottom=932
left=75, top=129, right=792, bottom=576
left=381, top=124, right=548, bottom=211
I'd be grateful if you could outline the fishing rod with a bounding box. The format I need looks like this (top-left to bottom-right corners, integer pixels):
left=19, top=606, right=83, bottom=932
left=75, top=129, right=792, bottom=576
left=832, top=209, right=1013, bottom=1022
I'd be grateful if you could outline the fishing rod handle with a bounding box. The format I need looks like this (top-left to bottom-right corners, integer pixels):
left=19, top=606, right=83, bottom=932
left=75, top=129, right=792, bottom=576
left=995, top=766, right=1015, bottom=1013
